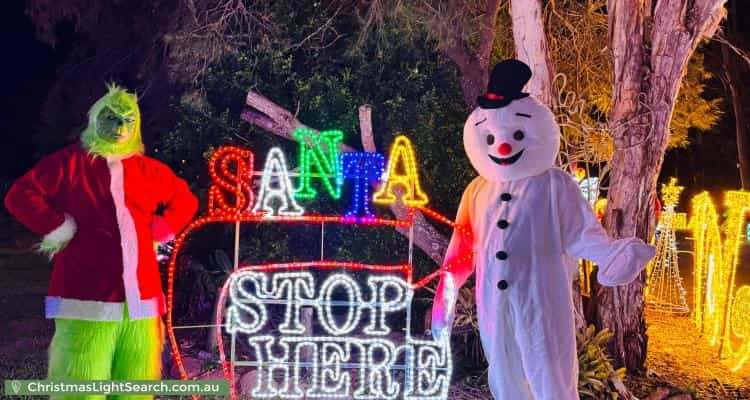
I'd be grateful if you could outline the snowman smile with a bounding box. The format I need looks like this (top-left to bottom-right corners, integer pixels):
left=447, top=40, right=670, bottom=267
left=488, top=149, right=525, bottom=166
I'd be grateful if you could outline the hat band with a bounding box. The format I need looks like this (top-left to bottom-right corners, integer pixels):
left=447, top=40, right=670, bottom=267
left=485, top=93, right=504, bottom=100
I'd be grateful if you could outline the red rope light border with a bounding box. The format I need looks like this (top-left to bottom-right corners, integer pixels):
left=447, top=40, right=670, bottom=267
left=165, top=207, right=473, bottom=398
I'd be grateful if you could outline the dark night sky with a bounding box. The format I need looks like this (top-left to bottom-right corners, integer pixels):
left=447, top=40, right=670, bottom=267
left=0, top=1, right=746, bottom=198
left=1, top=0, right=67, bottom=185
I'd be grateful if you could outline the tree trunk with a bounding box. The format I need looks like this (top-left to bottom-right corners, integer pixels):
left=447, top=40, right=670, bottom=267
left=595, top=0, right=726, bottom=370
left=509, top=0, right=592, bottom=332
left=595, top=141, right=658, bottom=370
left=442, top=0, right=501, bottom=111
left=721, top=0, right=750, bottom=189
left=509, top=0, right=556, bottom=107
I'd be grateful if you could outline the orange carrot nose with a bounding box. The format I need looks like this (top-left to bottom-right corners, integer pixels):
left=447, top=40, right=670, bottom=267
left=498, top=143, right=513, bottom=156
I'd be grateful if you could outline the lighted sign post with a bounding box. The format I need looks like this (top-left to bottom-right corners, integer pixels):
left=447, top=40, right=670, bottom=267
left=166, top=130, right=467, bottom=399
left=294, top=129, right=344, bottom=200
left=252, top=147, right=304, bottom=216
left=338, top=152, right=385, bottom=218
left=689, top=190, right=750, bottom=371
left=221, top=268, right=451, bottom=399
left=373, top=136, right=430, bottom=207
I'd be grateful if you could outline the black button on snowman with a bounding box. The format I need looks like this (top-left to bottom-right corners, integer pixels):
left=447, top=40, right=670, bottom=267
left=476, top=60, right=558, bottom=293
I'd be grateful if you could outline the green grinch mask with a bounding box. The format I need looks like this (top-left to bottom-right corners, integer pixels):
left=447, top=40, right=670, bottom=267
left=81, top=84, right=144, bottom=157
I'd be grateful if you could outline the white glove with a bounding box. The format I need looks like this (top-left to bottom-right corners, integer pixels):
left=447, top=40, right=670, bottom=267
left=597, top=238, right=656, bottom=286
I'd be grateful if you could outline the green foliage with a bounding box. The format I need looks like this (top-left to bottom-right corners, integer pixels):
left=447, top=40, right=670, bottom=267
left=577, top=325, right=626, bottom=400
left=157, top=1, right=472, bottom=272
left=670, top=52, right=724, bottom=148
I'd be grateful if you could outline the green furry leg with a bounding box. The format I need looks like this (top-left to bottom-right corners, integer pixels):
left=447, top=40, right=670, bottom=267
left=110, top=306, right=163, bottom=400
left=48, top=304, right=164, bottom=400
left=48, top=319, right=119, bottom=400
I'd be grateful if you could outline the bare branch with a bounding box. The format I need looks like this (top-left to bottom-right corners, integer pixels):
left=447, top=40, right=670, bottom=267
left=713, top=30, right=750, bottom=69
left=439, top=0, right=502, bottom=110
left=290, top=5, right=343, bottom=50
left=443, top=34, right=476, bottom=73
left=243, top=90, right=311, bottom=140
left=240, top=109, right=287, bottom=137
left=358, top=105, right=376, bottom=151
left=478, top=0, right=502, bottom=70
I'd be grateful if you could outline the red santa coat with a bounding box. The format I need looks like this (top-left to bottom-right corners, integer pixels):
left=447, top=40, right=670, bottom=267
left=5, top=143, right=198, bottom=321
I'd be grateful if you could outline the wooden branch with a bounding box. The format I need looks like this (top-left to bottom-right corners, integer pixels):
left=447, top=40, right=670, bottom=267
left=714, top=32, right=750, bottom=69
left=478, top=0, right=502, bottom=71
left=443, top=36, right=474, bottom=73
left=440, top=0, right=502, bottom=110
left=240, top=109, right=282, bottom=135
left=607, top=0, right=650, bottom=142
left=646, top=0, right=726, bottom=150
left=244, top=89, right=449, bottom=264
left=358, top=105, right=376, bottom=151
left=243, top=90, right=311, bottom=140
left=443, top=36, right=485, bottom=110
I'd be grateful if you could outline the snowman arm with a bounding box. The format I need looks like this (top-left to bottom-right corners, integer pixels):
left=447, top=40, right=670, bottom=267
left=554, top=171, right=655, bottom=286
left=432, top=184, right=476, bottom=340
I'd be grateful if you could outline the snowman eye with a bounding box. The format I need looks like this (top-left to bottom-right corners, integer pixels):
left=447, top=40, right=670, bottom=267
left=486, top=134, right=495, bottom=145
left=513, top=130, right=525, bottom=141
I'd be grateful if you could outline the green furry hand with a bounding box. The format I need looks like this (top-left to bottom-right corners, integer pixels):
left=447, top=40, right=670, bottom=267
left=36, top=213, right=77, bottom=260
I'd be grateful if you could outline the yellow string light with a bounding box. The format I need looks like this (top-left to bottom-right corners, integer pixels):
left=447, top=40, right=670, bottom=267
left=689, top=190, right=750, bottom=370
left=732, top=286, right=750, bottom=339
left=373, top=135, right=429, bottom=207
left=730, top=286, right=750, bottom=371
left=645, top=178, right=688, bottom=314
left=661, top=177, right=683, bottom=207
left=720, top=191, right=750, bottom=368
left=671, top=213, right=687, bottom=230
left=689, top=192, right=723, bottom=335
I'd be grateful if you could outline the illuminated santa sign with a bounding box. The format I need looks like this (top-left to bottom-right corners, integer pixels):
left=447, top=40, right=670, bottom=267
left=206, top=130, right=429, bottom=219
left=166, top=129, right=470, bottom=400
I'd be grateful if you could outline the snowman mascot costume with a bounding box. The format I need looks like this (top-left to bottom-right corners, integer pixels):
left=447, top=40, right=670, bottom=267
left=431, top=60, right=656, bottom=400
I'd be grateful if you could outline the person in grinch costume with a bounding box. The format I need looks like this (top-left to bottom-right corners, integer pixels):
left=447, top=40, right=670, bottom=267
left=5, top=85, right=198, bottom=399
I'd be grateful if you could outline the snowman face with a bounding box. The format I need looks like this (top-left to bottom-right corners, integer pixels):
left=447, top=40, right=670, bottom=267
left=463, top=96, right=560, bottom=182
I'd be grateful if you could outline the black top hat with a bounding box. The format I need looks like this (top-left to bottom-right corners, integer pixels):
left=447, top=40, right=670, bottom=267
left=477, top=59, right=532, bottom=109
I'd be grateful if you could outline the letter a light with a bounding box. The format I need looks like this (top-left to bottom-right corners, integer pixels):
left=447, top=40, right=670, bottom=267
left=253, top=148, right=304, bottom=216
left=373, top=135, right=429, bottom=207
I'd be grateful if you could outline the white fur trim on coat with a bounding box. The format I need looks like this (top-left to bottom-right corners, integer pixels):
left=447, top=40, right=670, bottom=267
left=42, top=213, right=77, bottom=244
left=108, top=157, right=158, bottom=320
left=45, top=296, right=164, bottom=321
